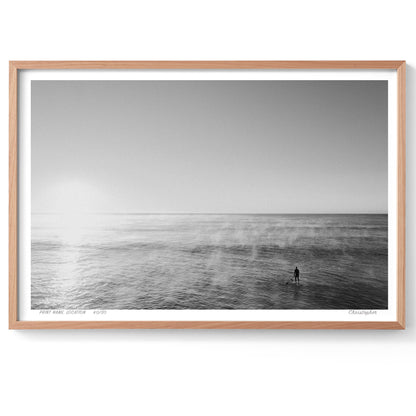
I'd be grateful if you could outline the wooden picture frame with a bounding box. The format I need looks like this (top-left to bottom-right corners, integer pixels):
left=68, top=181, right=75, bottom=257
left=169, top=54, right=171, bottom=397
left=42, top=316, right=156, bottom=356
left=9, top=61, right=406, bottom=329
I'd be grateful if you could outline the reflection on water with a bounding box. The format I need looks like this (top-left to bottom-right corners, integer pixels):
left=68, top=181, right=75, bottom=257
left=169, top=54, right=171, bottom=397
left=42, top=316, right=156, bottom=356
left=31, top=214, right=388, bottom=310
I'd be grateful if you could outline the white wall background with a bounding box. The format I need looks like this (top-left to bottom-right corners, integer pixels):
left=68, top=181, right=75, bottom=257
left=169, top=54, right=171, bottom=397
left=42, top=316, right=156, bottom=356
left=1, top=1, right=414, bottom=415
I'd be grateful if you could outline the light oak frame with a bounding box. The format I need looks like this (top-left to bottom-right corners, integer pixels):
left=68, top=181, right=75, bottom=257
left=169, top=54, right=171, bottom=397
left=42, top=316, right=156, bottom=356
left=9, top=61, right=406, bottom=329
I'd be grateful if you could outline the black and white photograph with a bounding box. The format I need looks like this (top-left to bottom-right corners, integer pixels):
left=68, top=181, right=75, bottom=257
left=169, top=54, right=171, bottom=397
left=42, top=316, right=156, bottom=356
left=4, top=0, right=414, bottom=413
left=31, top=79, right=389, bottom=311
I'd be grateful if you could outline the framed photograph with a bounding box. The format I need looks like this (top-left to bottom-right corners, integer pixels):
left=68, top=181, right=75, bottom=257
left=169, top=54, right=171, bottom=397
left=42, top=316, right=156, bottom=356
left=9, top=61, right=405, bottom=329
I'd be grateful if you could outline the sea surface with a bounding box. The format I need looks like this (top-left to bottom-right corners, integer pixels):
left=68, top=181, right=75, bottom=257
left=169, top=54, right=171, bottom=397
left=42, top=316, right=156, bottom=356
left=31, top=214, right=388, bottom=310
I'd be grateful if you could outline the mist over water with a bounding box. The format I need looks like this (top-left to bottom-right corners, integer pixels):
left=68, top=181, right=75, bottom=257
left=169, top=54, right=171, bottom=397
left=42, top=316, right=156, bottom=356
left=31, top=214, right=388, bottom=310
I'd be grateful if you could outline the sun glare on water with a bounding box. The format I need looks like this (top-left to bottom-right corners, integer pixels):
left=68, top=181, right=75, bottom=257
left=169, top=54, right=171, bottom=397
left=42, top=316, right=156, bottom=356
left=45, top=179, right=108, bottom=244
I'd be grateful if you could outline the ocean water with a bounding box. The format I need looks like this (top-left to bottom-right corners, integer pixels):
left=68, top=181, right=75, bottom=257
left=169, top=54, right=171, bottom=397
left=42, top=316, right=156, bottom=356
left=31, top=214, right=388, bottom=310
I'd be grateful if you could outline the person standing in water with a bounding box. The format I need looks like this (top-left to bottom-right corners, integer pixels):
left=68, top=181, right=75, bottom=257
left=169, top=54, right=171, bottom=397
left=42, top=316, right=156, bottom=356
left=294, top=267, right=300, bottom=284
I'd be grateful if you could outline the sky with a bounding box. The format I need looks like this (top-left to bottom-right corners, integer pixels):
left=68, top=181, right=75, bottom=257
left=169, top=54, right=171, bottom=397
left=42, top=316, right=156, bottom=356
left=31, top=80, right=387, bottom=214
